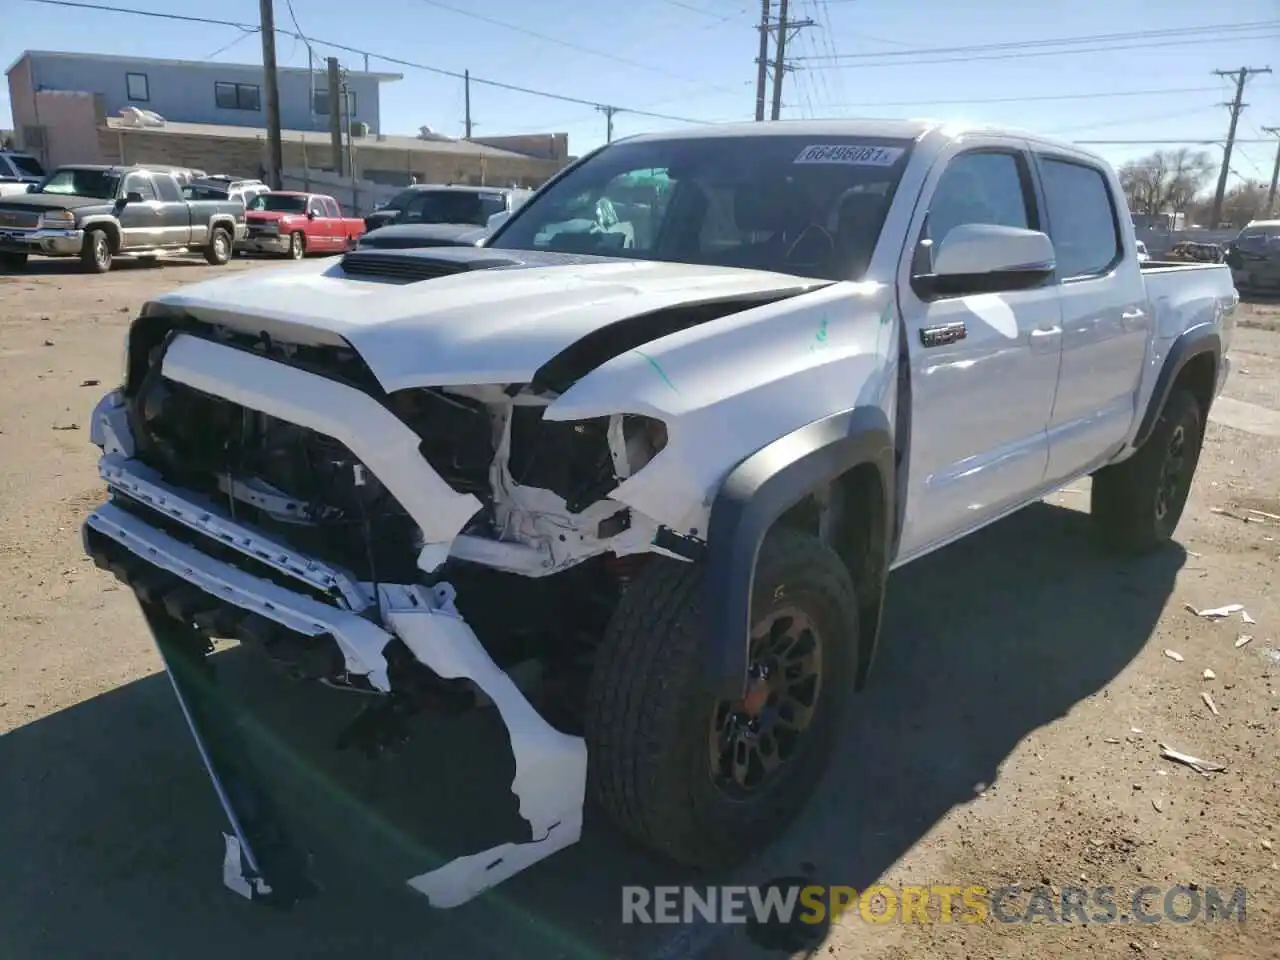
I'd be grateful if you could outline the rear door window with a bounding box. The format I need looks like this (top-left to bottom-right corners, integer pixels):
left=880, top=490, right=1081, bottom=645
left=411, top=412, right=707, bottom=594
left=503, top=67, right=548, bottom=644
left=1036, top=157, right=1123, bottom=279
left=123, top=172, right=159, bottom=201
left=152, top=173, right=181, bottom=203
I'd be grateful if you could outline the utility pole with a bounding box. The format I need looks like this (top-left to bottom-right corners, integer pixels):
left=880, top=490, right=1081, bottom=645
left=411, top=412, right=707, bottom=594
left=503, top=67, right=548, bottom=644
left=768, top=0, right=814, bottom=121
left=258, top=0, right=283, bottom=188
left=464, top=70, right=473, bottom=139
left=754, top=0, right=771, bottom=121
left=1210, top=66, right=1272, bottom=228
left=326, top=56, right=344, bottom=177
left=598, top=105, right=619, bottom=142
left=341, top=72, right=355, bottom=183
left=1263, top=125, right=1280, bottom=218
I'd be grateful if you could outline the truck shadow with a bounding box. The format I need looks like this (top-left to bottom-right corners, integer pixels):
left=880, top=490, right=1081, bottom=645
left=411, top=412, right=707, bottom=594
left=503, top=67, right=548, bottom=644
left=0, top=500, right=1181, bottom=959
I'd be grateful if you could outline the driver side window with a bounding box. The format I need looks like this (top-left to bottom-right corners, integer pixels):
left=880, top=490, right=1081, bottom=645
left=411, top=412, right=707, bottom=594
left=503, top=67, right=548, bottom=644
left=912, top=149, right=1034, bottom=276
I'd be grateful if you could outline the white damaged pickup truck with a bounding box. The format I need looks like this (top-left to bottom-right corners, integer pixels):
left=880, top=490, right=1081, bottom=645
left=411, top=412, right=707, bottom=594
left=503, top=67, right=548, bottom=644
left=82, top=119, right=1237, bottom=908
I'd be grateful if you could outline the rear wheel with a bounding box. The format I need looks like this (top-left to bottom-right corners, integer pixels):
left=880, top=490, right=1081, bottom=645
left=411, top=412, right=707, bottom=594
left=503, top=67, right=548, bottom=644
left=0, top=251, right=28, bottom=272
left=204, top=226, right=232, bottom=265
left=585, top=526, right=859, bottom=868
left=80, top=228, right=112, bottom=273
left=1091, top=387, right=1204, bottom=553
left=288, top=231, right=305, bottom=260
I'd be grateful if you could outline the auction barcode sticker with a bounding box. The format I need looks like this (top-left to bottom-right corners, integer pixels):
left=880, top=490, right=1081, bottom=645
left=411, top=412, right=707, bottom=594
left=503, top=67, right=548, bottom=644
left=793, top=144, right=905, bottom=166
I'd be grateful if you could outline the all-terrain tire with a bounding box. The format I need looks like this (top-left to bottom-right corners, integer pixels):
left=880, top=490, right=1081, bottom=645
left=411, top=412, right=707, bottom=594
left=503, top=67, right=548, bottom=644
left=584, top=526, right=859, bottom=869
left=1091, top=387, right=1204, bottom=553
left=288, top=231, right=305, bottom=260
left=80, top=228, right=112, bottom=273
left=204, top=226, right=232, bottom=265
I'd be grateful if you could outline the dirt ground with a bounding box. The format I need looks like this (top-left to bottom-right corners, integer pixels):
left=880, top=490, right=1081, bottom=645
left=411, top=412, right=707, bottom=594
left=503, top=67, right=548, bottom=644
left=1, top=257, right=1276, bottom=960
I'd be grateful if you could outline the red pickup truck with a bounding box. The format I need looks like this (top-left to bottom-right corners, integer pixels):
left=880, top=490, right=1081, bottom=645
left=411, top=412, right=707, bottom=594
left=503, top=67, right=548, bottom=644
left=238, top=191, right=365, bottom=259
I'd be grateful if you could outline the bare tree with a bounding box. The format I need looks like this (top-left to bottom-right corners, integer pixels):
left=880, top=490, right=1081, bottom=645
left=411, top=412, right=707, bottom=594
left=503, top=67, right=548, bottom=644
left=1118, top=148, right=1215, bottom=217
left=1220, top=180, right=1268, bottom=227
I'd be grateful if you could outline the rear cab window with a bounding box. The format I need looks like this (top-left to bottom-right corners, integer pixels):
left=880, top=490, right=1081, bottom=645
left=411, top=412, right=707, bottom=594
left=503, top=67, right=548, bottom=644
left=1035, top=156, right=1123, bottom=279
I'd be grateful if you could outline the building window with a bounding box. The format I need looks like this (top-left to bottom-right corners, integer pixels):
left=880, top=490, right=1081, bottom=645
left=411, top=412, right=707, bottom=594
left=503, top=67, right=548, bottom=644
left=312, top=89, right=356, bottom=118
left=215, top=81, right=261, bottom=112
left=126, top=72, right=149, bottom=102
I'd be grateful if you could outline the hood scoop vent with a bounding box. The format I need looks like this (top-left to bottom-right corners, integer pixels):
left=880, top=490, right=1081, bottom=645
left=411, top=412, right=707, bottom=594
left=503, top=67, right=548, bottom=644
left=339, top=247, right=524, bottom=284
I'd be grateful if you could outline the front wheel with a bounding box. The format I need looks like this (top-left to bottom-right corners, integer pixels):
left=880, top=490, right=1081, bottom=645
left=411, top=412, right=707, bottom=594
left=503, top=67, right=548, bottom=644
left=585, top=526, right=859, bottom=869
left=204, top=226, right=232, bottom=265
left=80, top=228, right=112, bottom=273
left=287, top=231, right=305, bottom=260
left=1091, top=387, right=1204, bottom=553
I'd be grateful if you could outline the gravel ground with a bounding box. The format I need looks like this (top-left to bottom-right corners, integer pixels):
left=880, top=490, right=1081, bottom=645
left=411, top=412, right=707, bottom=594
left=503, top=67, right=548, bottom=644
left=0, top=257, right=1276, bottom=960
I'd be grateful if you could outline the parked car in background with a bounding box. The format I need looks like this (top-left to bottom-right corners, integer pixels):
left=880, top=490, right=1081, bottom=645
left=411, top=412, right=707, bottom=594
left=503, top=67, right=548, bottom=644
left=1224, top=219, right=1280, bottom=294
left=356, top=221, right=489, bottom=250
left=0, top=149, right=46, bottom=196
left=0, top=163, right=245, bottom=272
left=238, top=191, right=364, bottom=258
left=1167, top=240, right=1225, bottom=264
left=363, top=184, right=532, bottom=233
left=185, top=176, right=270, bottom=207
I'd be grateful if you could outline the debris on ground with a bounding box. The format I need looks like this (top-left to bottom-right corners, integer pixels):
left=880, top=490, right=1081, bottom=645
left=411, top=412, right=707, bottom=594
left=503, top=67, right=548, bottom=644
left=1152, top=798, right=1164, bottom=812
left=1242, top=611, right=1256, bottom=625
left=79, top=379, right=100, bottom=387
left=42, top=339, right=54, bottom=346
left=1236, top=634, right=1254, bottom=648
left=1201, top=692, right=1220, bottom=716
left=51, top=424, right=79, bottom=431
left=1203, top=668, right=1217, bottom=679
left=1245, top=508, right=1280, bottom=521
left=1159, top=744, right=1227, bottom=776
left=1185, top=603, right=1245, bottom=619
left=1103, top=737, right=1121, bottom=744
left=1163, top=649, right=1185, bottom=662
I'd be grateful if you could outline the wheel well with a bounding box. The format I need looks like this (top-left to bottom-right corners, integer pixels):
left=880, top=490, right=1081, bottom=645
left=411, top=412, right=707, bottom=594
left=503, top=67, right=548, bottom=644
left=86, top=222, right=120, bottom=251
left=1173, top=350, right=1216, bottom=418
left=775, top=463, right=887, bottom=687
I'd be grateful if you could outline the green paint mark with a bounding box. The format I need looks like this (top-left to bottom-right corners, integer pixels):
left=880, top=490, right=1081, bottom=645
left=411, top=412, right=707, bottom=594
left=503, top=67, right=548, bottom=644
left=815, top=316, right=829, bottom=343
left=633, top=349, right=680, bottom=394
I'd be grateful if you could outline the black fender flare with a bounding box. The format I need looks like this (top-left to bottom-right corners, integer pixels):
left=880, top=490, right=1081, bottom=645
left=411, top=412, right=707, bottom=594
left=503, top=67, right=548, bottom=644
left=702, top=405, right=895, bottom=700
left=1132, top=325, right=1221, bottom=449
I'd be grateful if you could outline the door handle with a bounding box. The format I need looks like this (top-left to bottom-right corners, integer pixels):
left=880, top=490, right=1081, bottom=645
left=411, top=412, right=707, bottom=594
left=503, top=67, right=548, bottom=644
left=1030, top=325, right=1062, bottom=352
left=1120, top=309, right=1145, bottom=331
left=919, top=321, right=966, bottom=348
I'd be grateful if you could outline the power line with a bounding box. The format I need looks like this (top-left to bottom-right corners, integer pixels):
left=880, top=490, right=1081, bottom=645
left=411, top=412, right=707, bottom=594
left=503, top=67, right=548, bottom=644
left=1073, top=138, right=1274, bottom=145
left=413, top=0, right=741, bottom=94
left=794, top=21, right=1278, bottom=61
left=813, top=85, right=1230, bottom=111
left=17, top=0, right=715, bottom=125
left=798, top=30, right=1280, bottom=70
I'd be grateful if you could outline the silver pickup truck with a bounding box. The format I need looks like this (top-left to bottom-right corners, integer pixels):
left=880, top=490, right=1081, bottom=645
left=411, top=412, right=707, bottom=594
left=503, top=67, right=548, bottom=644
left=0, top=164, right=246, bottom=273
left=81, top=119, right=1236, bottom=908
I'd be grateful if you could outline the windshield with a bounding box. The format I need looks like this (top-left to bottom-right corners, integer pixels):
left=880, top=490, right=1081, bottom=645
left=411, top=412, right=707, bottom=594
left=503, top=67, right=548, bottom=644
left=488, top=135, right=913, bottom=280
left=36, top=168, right=120, bottom=199
left=184, top=183, right=230, bottom=201
left=248, top=193, right=309, bottom=213
left=10, top=154, right=45, bottom=178
left=399, top=190, right=508, bottom=226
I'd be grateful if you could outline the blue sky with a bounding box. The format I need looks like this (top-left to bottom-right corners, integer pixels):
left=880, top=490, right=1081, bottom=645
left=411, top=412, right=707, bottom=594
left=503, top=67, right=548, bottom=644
left=3, top=0, right=1278, bottom=187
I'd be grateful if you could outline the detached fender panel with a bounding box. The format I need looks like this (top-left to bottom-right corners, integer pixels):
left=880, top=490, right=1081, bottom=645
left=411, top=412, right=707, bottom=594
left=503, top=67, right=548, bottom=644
left=703, top=406, right=894, bottom=700
left=1133, top=324, right=1220, bottom=449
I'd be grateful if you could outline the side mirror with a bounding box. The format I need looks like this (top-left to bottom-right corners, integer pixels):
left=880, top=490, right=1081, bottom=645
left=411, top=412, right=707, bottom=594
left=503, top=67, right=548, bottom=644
left=124, top=191, right=144, bottom=203
left=306, top=210, right=317, bottom=220
left=915, top=223, right=1055, bottom=298
left=487, top=210, right=510, bottom=232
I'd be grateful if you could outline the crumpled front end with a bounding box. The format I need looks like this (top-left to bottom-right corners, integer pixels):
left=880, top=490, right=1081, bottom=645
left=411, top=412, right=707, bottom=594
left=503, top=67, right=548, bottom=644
left=81, top=317, right=685, bottom=907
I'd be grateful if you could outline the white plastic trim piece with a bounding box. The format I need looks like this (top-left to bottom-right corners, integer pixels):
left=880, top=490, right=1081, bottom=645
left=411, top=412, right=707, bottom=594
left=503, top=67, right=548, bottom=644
left=89, top=389, right=135, bottom=458
left=86, top=502, right=395, bottom=690
left=381, top=584, right=587, bottom=908
left=99, top=455, right=372, bottom=611
left=222, top=834, right=272, bottom=900
left=161, top=333, right=482, bottom=565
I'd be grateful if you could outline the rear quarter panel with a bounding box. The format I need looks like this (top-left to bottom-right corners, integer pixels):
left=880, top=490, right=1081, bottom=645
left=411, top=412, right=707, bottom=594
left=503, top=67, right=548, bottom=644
left=1123, top=262, right=1237, bottom=451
